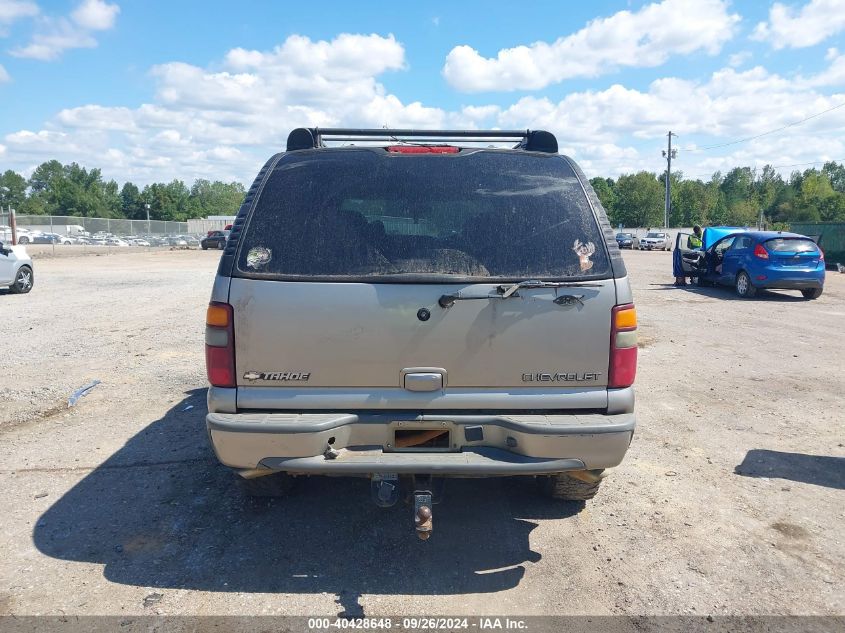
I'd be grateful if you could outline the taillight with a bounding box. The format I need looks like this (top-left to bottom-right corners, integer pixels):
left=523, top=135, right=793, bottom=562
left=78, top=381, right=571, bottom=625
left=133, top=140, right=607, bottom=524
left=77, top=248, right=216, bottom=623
left=819, top=248, right=824, bottom=260
left=754, top=244, right=769, bottom=259
left=386, top=145, right=459, bottom=154
left=609, top=304, right=637, bottom=388
left=205, top=302, right=235, bottom=388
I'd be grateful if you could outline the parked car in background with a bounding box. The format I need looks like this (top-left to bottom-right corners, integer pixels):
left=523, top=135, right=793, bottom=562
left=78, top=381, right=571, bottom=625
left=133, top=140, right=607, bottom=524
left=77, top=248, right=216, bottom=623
left=167, top=236, right=189, bottom=249
left=615, top=232, right=634, bottom=249
left=106, top=237, right=129, bottom=247
left=639, top=231, right=671, bottom=251
left=675, top=230, right=824, bottom=299
left=32, top=232, right=59, bottom=245
left=0, top=241, right=34, bottom=294
left=1, top=227, right=34, bottom=244
left=201, top=230, right=229, bottom=250
left=130, top=238, right=151, bottom=246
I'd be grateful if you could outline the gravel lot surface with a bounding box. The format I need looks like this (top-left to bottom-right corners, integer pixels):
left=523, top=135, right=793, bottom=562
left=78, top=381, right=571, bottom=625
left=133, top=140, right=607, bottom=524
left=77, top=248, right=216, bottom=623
left=0, top=248, right=842, bottom=618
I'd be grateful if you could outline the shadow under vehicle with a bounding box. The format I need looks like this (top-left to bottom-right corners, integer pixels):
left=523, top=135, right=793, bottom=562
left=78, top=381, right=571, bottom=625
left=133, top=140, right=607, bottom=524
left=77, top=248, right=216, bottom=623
left=34, top=389, right=588, bottom=615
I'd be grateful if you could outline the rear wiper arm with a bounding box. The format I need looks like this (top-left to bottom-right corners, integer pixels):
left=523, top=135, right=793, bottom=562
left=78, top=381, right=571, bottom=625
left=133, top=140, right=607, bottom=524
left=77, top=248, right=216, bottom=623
left=438, top=280, right=601, bottom=308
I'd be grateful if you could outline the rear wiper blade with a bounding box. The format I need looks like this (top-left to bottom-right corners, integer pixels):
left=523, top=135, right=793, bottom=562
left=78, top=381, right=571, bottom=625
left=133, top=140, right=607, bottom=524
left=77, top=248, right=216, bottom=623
left=438, top=280, right=602, bottom=308
left=498, top=279, right=602, bottom=298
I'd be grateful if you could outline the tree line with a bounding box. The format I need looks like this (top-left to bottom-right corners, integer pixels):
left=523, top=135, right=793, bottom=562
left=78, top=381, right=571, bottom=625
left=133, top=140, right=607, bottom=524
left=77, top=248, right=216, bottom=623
left=0, top=160, right=245, bottom=222
left=2, top=158, right=844, bottom=227
left=590, top=161, right=845, bottom=229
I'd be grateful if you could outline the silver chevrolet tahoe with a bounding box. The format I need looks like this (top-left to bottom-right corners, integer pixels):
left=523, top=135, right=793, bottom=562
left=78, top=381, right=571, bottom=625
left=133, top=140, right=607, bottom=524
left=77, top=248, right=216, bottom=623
left=205, top=128, right=637, bottom=538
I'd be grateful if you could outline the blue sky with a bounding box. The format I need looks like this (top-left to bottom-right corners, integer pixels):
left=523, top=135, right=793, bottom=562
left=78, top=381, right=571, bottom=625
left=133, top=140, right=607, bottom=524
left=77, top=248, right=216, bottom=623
left=1, top=0, right=844, bottom=185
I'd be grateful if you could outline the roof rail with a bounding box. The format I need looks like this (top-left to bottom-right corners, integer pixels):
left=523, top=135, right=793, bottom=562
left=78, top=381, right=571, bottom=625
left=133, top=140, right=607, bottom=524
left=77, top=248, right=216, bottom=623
left=286, top=128, right=558, bottom=154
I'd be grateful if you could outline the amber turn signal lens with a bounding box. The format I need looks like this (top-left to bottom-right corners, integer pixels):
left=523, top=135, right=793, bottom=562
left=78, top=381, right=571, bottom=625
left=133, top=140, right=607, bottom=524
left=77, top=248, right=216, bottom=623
left=615, top=307, right=637, bottom=329
left=206, top=304, right=230, bottom=327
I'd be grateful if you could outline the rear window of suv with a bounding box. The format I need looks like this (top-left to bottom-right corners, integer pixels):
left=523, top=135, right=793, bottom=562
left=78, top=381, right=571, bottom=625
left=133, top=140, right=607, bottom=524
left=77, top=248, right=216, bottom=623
left=235, top=149, right=611, bottom=281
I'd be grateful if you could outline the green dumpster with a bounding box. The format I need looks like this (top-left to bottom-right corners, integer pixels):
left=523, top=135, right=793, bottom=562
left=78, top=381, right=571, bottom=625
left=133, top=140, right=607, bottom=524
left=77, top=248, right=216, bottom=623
left=789, top=222, right=845, bottom=266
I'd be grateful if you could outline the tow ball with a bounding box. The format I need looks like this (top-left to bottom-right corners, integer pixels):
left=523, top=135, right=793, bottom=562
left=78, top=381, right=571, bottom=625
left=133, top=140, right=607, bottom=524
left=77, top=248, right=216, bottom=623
left=370, top=474, right=442, bottom=540
left=414, top=491, right=433, bottom=540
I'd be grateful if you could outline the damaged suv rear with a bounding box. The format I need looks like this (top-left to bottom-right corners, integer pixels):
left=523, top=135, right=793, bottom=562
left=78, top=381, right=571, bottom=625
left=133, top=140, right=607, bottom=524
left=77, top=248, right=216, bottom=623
left=205, top=128, right=637, bottom=538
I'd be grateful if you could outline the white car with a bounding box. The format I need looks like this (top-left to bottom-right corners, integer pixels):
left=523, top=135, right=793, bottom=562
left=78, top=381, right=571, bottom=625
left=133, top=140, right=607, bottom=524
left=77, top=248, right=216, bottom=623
left=106, top=237, right=129, bottom=247
left=131, top=238, right=151, bottom=246
left=638, top=231, right=671, bottom=251
left=0, top=226, right=34, bottom=244
left=0, top=241, right=34, bottom=294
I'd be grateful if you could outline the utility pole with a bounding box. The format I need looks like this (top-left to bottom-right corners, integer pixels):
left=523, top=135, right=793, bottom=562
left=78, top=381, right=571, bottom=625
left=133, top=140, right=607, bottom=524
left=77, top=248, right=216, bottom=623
left=662, top=131, right=677, bottom=229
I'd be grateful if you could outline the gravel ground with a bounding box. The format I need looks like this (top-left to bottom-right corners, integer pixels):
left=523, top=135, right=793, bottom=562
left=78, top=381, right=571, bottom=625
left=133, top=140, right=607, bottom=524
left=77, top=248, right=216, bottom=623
left=0, top=248, right=842, bottom=619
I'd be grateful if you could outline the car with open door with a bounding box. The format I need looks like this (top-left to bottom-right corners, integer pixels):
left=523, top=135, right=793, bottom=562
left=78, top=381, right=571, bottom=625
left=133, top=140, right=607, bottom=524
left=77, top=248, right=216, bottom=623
left=0, top=241, right=34, bottom=294
left=204, top=128, right=637, bottom=539
left=675, top=229, right=824, bottom=299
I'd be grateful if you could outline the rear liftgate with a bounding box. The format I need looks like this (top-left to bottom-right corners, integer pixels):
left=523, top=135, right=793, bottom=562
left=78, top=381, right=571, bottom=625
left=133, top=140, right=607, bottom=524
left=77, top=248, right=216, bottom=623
left=287, top=127, right=571, bottom=540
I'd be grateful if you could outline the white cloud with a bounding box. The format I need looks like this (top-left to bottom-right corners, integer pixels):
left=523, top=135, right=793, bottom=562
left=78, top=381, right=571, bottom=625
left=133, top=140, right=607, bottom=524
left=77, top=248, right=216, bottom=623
left=0, top=62, right=9, bottom=82
left=3, top=32, right=845, bottom=186
left=728, top=51, right=752, bottom=67
left=71, top=0, right=119, bottom=30
left=2, top=33, right=442, bottom=184
left=0, top=0, right=38, bottom=35
left=752, top=0, right=845, bottom=49
left=442, top=0, right=740, bottom=92
left=10, top=0, right=118, bottom=60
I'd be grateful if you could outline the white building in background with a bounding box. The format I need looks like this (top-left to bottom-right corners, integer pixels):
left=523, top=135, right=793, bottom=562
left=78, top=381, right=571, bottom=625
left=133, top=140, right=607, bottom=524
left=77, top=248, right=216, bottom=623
left=187, top=215, right=236, bottom=235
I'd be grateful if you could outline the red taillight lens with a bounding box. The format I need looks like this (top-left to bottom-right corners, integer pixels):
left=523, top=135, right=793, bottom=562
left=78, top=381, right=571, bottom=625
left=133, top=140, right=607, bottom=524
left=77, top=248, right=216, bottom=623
left=386, top=145, right=459, bottom=154
left=609, top=304, right=637, bottom=388
left=205, top=302, right=235, bottom=388
left=754, top=244, right=769, bottom=259
left=819, top=248, right=824, bottom=260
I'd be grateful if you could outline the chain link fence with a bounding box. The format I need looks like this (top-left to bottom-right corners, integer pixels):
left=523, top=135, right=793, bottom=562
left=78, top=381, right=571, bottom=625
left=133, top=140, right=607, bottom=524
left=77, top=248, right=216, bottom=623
left=0, top=213, right=189, bottom=237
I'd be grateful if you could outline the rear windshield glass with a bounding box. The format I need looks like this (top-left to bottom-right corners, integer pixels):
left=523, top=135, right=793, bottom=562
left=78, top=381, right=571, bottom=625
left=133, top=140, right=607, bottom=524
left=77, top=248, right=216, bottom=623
left=236, top=149, right=610, bottom=280
left=765, top=238, right=819, bottom=253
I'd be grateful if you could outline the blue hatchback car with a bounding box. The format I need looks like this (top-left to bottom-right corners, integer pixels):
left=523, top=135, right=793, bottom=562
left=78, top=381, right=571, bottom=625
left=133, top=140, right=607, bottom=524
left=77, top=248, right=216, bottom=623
left=675, top=230, right=825, bottom=299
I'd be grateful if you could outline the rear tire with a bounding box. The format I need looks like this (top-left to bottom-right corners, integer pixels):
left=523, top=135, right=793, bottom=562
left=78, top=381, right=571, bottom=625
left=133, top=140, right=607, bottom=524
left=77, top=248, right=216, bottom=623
left=9, top=266, right=33, bottom=294
left=801, top=287, right=823, bottom=300
left=237, top=472, right=294, bottom=497
left=735, top=271, right=756, bottom=298
left=217, top=240, right=225, bottom=250
left=201, top=243, right=208, bottom=250
left=539, top=472, right=602, bottom=501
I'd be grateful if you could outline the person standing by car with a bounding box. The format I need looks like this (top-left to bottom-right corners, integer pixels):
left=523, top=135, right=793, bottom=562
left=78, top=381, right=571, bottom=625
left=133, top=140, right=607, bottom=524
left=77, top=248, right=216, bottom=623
left=674, top=224, right=703, bottom=286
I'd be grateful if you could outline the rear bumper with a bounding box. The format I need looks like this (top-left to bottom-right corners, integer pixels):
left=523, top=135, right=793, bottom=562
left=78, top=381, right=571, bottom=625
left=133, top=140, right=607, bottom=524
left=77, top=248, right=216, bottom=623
left=206, top=412, right=636, bottom=476
left=755, top=277, right=823, bottom=290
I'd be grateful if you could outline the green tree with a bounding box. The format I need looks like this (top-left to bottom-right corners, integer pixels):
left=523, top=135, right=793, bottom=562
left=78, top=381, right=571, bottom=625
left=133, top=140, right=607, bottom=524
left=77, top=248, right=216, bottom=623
left=614, top=172, right=663, bottom=228
left=589, top=177, right=616, bottom=222
left=120, top=182, right=146, bottom=219
left=185, top=179, right=246, bottom=218
left=0, top=170, right=28, bottom=211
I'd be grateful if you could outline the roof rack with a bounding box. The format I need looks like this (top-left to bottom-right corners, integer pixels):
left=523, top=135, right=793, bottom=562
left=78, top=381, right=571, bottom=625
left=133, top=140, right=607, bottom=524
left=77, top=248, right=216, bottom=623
left=286, top=128, right=558, bottom=154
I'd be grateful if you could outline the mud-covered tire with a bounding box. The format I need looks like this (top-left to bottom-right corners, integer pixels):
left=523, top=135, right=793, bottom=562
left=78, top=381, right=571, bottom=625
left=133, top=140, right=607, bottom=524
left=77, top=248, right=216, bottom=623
left=801, top=287, right=822, bottom=300
left=237, top=472, right=294, bottom=497
left=539, top=473, right=602, bottom=501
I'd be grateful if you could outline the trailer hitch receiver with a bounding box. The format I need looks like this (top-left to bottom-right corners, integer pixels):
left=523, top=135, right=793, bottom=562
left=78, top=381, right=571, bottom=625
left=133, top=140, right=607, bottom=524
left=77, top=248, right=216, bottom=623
left=414, top=491, right=433, bottom=540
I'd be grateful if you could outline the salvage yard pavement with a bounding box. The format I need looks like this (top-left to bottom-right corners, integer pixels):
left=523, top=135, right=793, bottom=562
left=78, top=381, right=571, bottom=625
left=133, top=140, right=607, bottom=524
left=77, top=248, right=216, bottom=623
left=0, top=249, right=842, bottom=617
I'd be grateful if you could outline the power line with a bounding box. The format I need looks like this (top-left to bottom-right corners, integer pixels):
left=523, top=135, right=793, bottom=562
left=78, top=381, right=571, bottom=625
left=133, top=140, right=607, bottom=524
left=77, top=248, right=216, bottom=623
left=680, top=101, right=845, bottom=152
